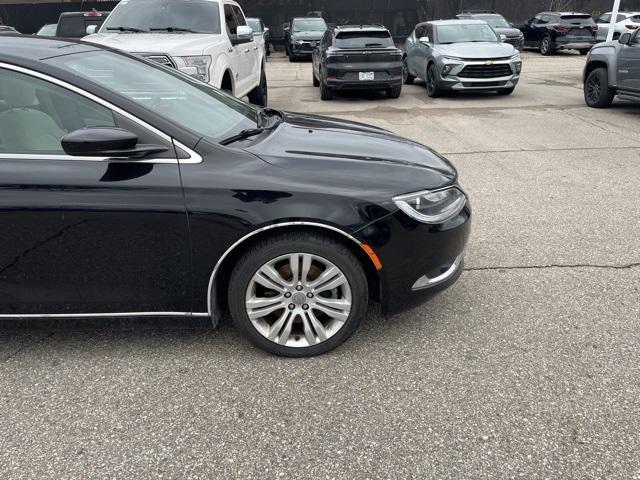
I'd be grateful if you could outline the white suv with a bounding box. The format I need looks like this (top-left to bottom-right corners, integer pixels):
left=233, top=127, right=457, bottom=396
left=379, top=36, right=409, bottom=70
left=85, top=0, right=267, bottom=106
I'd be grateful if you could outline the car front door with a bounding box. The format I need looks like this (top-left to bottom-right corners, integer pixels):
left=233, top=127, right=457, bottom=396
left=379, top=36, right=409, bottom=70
left=618, top=31, right=640, bottom=92
left=521, top=16, right=541, bottom=46
left=0, top=66, right=191, bottom=316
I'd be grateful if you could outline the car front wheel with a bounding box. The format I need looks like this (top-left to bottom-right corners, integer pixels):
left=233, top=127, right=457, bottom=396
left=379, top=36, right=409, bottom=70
left=403, top=57, right=415, bottom=85
left=584, top=67, right=615, bottom=108
left=228, top=232, right=368, bottom=357
left=247, top=69, right=268, bottom=106
left=426, top=64, right=441, bottom=98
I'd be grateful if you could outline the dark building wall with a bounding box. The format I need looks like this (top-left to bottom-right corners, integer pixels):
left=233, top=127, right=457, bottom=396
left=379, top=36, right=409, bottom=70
left=3, top=0, right=640, bottom=37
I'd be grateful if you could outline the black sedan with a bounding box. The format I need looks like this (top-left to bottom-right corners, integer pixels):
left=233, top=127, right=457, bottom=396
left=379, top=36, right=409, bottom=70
left=0, top=36, right=471, bottom=357
left=312, top=25, right=403, bottom=100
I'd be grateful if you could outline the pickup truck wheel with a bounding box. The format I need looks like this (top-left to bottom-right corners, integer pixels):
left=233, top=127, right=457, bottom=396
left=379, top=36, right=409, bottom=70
left=248, top=70, right=268, bottom=107
left=320, top=69, right=334, bottom=100
left=540, top=35, right=555, bottom=56
left=584, top=67, right=615, bottom=108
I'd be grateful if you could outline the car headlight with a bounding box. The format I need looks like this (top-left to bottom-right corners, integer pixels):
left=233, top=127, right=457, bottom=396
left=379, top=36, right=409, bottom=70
left=510, top=53, right=522, bottom=73
left=442, top=56, right=463, bottom=63
left=177, top=55, right=211, bottom=83
left=393, top=187, right=467, bottom=224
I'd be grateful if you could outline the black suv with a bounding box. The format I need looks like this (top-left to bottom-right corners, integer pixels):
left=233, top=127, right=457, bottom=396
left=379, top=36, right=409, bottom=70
left=284, top=17, right=327, bottom=61
left=519, top=12, right=597, bottom=55
left=312, top=25, right=403, bottom=100
left=456, top=11, right=524, bottom=51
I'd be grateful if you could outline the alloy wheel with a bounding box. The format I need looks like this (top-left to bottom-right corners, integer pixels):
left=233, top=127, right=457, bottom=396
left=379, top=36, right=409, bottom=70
left=541, top=37, right=550, bottom=55
left=245, top=253, right=352, bottom=348
left=586, top=75, right=602, bottom=105
left=427, top=67, right=436, bottom=94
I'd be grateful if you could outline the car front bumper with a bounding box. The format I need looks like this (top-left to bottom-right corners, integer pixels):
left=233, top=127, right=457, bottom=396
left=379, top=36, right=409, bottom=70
left=437, top=58, right=521, bottom=91
left=354, top=203, right=472, bottom=315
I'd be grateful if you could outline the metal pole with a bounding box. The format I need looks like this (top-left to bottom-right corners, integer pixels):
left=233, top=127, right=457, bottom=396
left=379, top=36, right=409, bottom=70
left=606, top=0, right=622, bottom=42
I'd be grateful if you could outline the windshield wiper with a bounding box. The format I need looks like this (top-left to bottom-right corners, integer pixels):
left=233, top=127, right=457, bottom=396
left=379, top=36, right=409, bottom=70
left=150, top=27, right=199, bottom=33
left=220, top=108, right=283, bottom=146
left=106, top=26, right=147, bottom=33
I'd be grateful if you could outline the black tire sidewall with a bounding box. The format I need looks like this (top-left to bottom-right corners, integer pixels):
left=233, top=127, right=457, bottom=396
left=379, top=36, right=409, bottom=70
left=585, top=68, right=614, bottom=108
left=228, top=236, right=368, bottom=357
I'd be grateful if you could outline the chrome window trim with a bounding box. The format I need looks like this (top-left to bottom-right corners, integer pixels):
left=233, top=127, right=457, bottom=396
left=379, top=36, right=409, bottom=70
left=206, top=221, right=363, bottom=319
left=0, top=62, right=203, bottom=165
left=0, top=312, right=210, bottom=319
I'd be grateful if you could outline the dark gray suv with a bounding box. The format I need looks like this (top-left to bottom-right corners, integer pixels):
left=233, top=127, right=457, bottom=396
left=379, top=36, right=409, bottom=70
left=584, top=31, right=640, bottom=108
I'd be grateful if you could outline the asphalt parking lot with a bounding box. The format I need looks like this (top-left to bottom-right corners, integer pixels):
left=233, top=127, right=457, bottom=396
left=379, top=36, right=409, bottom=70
left=2, top=50, right=640, bottom=479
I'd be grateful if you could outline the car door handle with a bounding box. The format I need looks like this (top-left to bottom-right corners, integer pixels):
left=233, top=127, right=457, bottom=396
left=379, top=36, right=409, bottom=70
left=243, top=48, right=251, bottom=53
left=228, top=47, right=234, bottom=53
left=253, top=46, right=258, bottom=50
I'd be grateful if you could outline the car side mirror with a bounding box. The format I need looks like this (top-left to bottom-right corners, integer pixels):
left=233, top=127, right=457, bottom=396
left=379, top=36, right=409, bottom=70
left=283, top=22, right=290, bottom=31
left=85, top=24, right=97, bottom=35
left=61, top=127, right=168, bottom=159
left=419, top=36, right=431, bottom=45
left=619, top=32, right=632, bottom=45
left=264, top=27, right=269, bottom=33
left=500, top=33, right=507, bottom=41
left=231, top=25, right=253, bottom=45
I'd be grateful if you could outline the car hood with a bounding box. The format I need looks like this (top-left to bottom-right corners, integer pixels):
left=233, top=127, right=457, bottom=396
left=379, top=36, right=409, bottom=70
left=290, top=31, right=324, bottom=41
left=245, top=112, right=458, bottom=203
left=435, top=41, right=516, bottom=58
left=494, top=27, right=523, bottom=38
left=83, top=33, right=219, bottom=55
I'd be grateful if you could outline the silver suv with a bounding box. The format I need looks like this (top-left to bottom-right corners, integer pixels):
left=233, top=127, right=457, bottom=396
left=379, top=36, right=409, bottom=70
left=584, top=31, right=640, bottom=108
left=403, top=19, right=522, bottom=97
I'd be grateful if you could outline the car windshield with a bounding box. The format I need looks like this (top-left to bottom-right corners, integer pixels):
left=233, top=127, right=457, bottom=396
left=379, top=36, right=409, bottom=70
left=436, top=24, right=499, bottom=44
left=100, top=0, right=221, bottom=34
left=335, top=30, right=394, bottom=48
left=473, top=15, right=509, bottom=28
left=292, top=19, right=326, bottom=32
left=560, top=15, right=595, bottom=26
left=247, top=19, right=262, bottom=33
left=45, top=50, right=256, bottom=142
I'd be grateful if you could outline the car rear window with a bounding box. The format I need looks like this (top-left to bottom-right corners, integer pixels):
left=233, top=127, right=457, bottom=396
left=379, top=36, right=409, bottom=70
left=335, top=30, right=394, bottom=48
left=560, top=15, right=595, bottom=26
left=58, top=16, right=105, bottom=37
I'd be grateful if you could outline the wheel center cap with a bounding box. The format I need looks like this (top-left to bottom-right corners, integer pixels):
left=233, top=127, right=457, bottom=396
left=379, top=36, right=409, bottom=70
left=292, top=292, right=307, bottom=306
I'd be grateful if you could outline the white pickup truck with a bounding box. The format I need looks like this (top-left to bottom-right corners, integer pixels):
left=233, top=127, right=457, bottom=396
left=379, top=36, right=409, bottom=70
left=84, top=0, right=267, bottom=106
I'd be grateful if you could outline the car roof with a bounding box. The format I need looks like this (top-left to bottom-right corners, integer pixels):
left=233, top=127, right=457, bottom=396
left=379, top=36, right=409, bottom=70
left=538, top=12, right=591, bottom=16
left=292, top=17, right=325, bottom=21
left=333, top=24, right=388, bottom=32
left=0, top=35, right=101, bottom=63
left=427, top=19, right=489, bottom=26
left=59, top=11, right=109, bottom=17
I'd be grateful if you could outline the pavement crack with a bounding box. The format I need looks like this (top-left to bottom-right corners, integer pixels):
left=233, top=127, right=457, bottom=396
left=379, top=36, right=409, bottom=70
left=3, top=331, right=55, bottom=362
left=466, top=262, right=640, bottom=272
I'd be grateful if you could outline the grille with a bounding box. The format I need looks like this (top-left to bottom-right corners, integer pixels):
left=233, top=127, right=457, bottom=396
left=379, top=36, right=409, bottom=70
left=141, top=54, right=176, bottom=69
left=459, top=64, right=513, bottom=78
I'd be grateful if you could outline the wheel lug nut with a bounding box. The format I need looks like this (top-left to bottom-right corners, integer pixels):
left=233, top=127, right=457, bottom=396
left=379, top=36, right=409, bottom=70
left=288, top=304, right=295, bottom=310
left=296, top=285, right=303, bottom=291
left=302, top=304, right=309, bottom=310
left=306, top=292, right=314, bottom=298
left=284, top=292, right=292, bottom=298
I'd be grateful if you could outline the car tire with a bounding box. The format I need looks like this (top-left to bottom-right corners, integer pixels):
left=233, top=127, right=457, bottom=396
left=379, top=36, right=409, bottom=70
left=403, top=57, right=415, bottom=85
left=227, top=232, right=368, bottom=357
left=540, top=35, right=555, bottom=56
left=497, top=87, right=515, bottom=96
left=320, top=69, right=334, bottom=100
left=387, top=84, right=402, bottom=99
left=312, top=67, right=320, bottom=87
left=426, top=64, right=441, bottom=98
left=584, top=67, right=615, bottom=108
left=247, top=69, right=268, bottom=107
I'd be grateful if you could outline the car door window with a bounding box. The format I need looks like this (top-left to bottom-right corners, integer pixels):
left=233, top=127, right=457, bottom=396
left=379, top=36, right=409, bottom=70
left=224, top=4, right=238, bottom=35
left=425, top=25, right=433, bottom=41
left=231, top=5, right=247, bottom=28
left=0, top=68, right=115, bottom=155
left=597, top=14, right=610, bottom=24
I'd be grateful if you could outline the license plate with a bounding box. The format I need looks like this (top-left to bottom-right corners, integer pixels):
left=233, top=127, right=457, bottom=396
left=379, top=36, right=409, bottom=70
left=359, top=72, right=375, bottom=81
